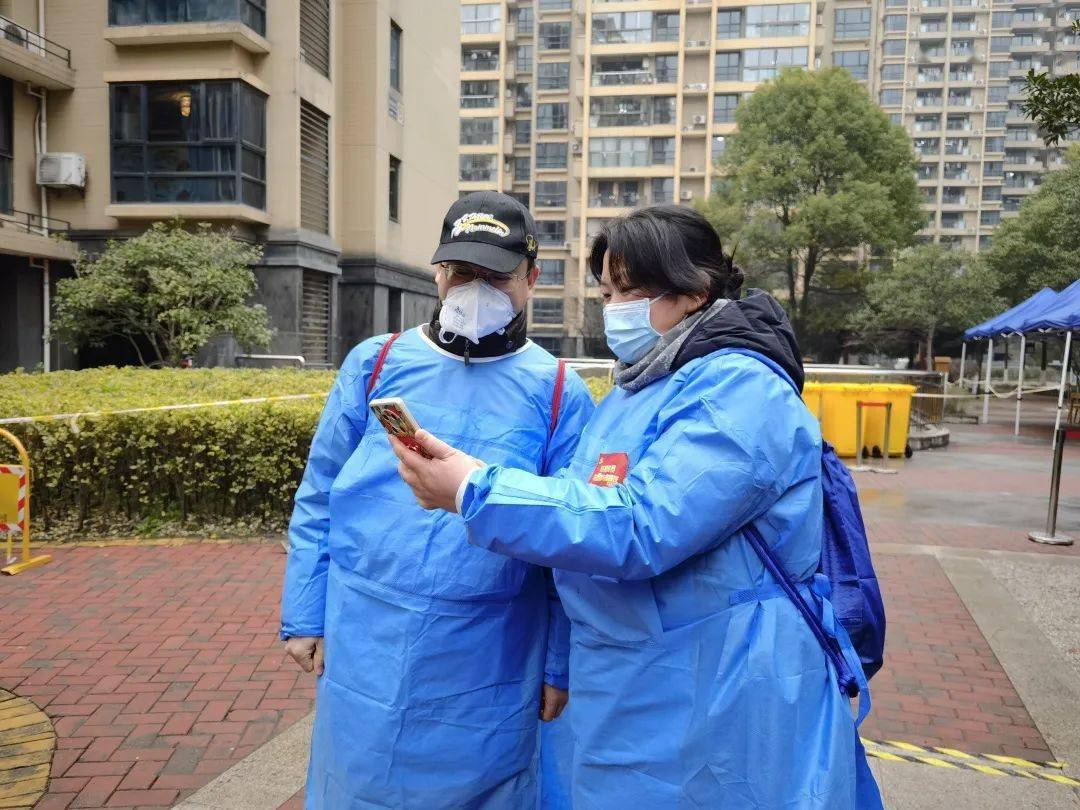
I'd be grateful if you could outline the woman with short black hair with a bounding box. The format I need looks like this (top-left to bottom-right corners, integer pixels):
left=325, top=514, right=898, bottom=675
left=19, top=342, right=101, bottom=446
left=393, top=206, right=882, bottom=809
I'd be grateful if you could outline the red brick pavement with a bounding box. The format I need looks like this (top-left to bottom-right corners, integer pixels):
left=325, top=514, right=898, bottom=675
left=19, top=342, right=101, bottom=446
left=866, top=516, right=1079, bottom=555
left=860, top=554, right=1052, bottom=762
left=0, top=543, right=313, bottom=810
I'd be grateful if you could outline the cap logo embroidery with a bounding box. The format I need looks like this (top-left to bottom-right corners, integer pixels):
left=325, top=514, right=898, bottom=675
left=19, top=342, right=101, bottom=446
left=525, top=234, right=538, bottom=253
left=451, top=212, right=511, bottom=239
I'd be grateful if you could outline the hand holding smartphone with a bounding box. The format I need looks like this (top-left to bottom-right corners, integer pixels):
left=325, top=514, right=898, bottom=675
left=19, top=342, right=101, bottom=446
left=369, top=397, right=434, bottom=459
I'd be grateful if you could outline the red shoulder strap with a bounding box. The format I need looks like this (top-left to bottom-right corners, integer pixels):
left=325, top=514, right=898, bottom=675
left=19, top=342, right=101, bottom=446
left=549, top=360, right=567, bottom=433
left=367, top=333, right=402, bottom=396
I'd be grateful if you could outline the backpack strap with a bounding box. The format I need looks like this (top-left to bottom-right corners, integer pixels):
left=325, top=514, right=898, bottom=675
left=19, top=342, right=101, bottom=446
left=549, top=360, right=567, bottom=434
left=367, top=333, right=402, bottom=397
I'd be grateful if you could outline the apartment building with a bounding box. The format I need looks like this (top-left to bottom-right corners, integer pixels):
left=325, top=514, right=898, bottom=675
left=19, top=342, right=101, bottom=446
left=818, top=0, right=1080, bottom=252
left=459, top=0, right=1077, bottom=356
left=0, top=0, right=458, bottom=373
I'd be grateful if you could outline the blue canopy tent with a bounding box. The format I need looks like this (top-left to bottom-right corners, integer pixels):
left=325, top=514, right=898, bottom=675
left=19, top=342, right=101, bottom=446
left=961, top=280, right=1080, bottom=437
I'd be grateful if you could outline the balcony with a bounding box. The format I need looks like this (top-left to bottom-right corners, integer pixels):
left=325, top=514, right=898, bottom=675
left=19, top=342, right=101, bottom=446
left=1011, top=16, right=1051, bottom=30
left=1010, top=39, right=1050, bottom=54
left=104, top=20, right=268, bottom=55
left=0, top=209, right=75, bottom=261
left=591, top=70, right=664, bottom=87
left=1059, top=37, right=1080, bottom=53
left=0, top=15, right=75, bottom=90
left=460, top=94, right=499, bottom=110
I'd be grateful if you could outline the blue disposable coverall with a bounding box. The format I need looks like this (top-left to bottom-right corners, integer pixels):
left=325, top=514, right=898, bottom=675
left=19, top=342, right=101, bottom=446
left=458, top=294, right=880, bottom=808
left=281, top=326, right=594, bottom=809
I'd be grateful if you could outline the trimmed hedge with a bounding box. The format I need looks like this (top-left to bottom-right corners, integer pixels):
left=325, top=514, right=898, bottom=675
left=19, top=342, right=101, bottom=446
left=0, top=367, right=615, bottom=541
left=1, top=368, right=333, bottom=540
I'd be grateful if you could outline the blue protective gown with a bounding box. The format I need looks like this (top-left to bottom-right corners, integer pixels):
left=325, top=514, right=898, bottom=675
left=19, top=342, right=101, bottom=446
left=281, top=326, right=594, bottom=809
left=460, top=347, right=874, bottom=808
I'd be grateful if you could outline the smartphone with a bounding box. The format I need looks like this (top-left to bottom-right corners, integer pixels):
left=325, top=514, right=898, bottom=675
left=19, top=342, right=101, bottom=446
left=369, top=397, right=433, bottom=459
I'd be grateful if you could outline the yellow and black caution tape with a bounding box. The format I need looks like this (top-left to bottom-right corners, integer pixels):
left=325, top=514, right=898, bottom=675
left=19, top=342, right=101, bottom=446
left=861, top=738, right=1080, bottom=787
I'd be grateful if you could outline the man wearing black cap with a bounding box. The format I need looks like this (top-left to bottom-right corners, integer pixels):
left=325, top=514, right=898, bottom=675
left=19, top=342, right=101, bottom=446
left=281, top=191, right=594, bottom=808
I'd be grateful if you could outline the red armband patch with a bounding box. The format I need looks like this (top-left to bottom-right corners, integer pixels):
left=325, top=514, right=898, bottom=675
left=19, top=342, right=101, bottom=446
left=588, top=453, right=629, bottom=487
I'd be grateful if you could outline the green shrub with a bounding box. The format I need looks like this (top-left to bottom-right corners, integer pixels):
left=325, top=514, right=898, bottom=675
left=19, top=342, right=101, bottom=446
left=0, top=366, right=613, bottom=541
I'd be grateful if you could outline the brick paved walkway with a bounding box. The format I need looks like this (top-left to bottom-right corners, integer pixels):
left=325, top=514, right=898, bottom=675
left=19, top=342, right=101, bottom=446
left=0, top=544, right=312, bottom=809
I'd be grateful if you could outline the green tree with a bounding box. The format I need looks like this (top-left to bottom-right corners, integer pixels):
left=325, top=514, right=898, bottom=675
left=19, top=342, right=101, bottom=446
left=854, top=244, right=1002, bottom=370
left=701, top=68, right=924, bottom=350
left=54, top=220, right=272, bottom=367
left=983, top=144, right=1080, bottom=303
left=1022, top=20, right=1080, bottom=145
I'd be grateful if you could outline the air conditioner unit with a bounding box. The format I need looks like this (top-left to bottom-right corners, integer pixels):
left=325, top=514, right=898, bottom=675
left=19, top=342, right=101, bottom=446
left=562, top=242, right=572, bottom=250
left=679, top=190, right=694, bottom=201
left=692, top=114, right=706, bottom=125
left=642, top=57, right=651, bottom=68
left=976, top=79, right=984, bottom=85
left=505, top=88, right=514, bottom=98
left=37, top=153, right=86, bottom=189
left=570, top=141, right=582, bottom=153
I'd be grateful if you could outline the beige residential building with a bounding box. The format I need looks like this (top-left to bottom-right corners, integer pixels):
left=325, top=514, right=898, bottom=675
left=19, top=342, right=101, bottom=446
left=1, top=0, right=458, bottom=373
left=459, top=0, right=1078, bottom=356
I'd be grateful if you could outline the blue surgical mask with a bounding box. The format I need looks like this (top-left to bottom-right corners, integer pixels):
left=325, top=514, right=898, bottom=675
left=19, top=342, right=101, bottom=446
left=603, top=297, right=662, bottom=364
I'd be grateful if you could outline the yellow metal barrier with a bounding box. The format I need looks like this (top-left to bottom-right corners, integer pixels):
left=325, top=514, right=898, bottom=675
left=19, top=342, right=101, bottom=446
left=0, top=428, right=51, bottom=575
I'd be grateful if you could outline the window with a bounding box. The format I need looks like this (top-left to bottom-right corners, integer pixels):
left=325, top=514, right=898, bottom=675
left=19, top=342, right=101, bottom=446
left=949, top=67, right=974, bottom=83
left=655, top=55, right=678, bottom=83
left=515, top=119, right=532, bottom=145
left=537, top=259, right=565, bottom=285
left=539, top=0, right=570, bottom=9
left=948, top=90, right=972, bottom=106
left=742, top=47, right=808, bottom=81
left=592, top=12, right=652, bottom=43
left=516, top=83, right=533, bottom=108
left=536, top=220, right=565, bottom=245
left=0, top=78, right=10, bottom=214
left=716, top=9, right=742, bottom=38
left=532, top=336, right=562, bottom=355
left=914, top=137, right=939, bottom=155
left=300, top=0, right=330, bottom=78
left=745, top=4, right=810, bottom=37
left=914, top=115, right=940, bottom=132
left=834, top=50, right=870, bottom=80
left=991, top=11, right=1012, bottom=28
left=991, top=36, right=1011, bottom=54
left=915, top=163, right=938, bottom=179
left=110, top=80, right=267, bottom=209
left=109, top=0, right=266, bottom=35
left=990, top=61, right=1011, bottom=78
left=532, top=298, right=564, bottom=324
left=516, top=5, right=534, bottom=35
left=986, top=111, right=1007, bottom=128
left=535, top=180, right=567, bottom=208
left=712, top=135, right=728, bottom=160
left=922, top=187, right=938, bottom=203
left=299, top=101, right=328, bottom=231
left=461, top=118, right=497, bottom=145
left=461, top=3, right=501, bottom=35
left=390, top=21, right=402, bottom=93
left=539, top=21, right=570, bottom=50
left=516, top=45, right=534, bottom=73
left=715, top=52, right=741, bottom=81
left=538, top=62, right=570, bottom=91
left=884, top=14, right=906, bottom=32
left=940, top=212, right=965, bottom=230
left=945, top=137, right=970, bottom=155
left=589, top=137, right=647, bottom=167
left=536, top=141, right=568, bottom=169
left=648, top=178, right=673, bottom=204
left=988, top=85, right=1008, bottom=104
left=888, top=113, right=902, bottom=126
left=952, top=39, right=973, bottom=56
left=916, top=90, right=941, bottom=107
left=537, top=102, right=568, bottom=130
left=388, top=155, right=400, bottom=222
left=985, top=136, right=1005, bottom=152
left=880, top=89, right=903, bottom=106
left=919, top=67, right=943, bottom=83
left=981, top=211, right=1001, bottom=227
left=651, top=137, right=675, bottom=165
left=941, top=187, right=965, bottom=204
left=514, top=156, right=531, bottom=181
left=461, top=80, right=498, bottom=108
left=952, top=15, right=975, bottom=31
left=984, top=160, right=1003, bottom=177
left=982, top=187, right=1002, bottom=203
left=460, top=154, right=498, bottom=182
left=835, top=8, right=871, bottom=39
left=946, top=114, right=970, bottom=131
left=714, top=94, right=740, bottom=123
left=463, top=47, right=499, bottom=72
left=301, top=271, right=331, bottom=367
left=883, top=40, right=906, bottom=56
left=880, top=63, right=904, bottom=82
left=591, top=96, right=674, bottom=127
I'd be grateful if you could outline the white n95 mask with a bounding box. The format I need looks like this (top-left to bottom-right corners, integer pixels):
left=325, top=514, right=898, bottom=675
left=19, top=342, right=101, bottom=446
left=438, top=280, right=517, bottom=345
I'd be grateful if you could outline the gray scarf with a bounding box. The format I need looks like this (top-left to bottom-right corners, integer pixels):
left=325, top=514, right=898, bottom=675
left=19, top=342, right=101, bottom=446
left=615, top=298, right=730, bottom=394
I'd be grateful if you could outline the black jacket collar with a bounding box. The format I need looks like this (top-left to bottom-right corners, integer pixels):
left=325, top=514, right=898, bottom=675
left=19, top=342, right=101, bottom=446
left=425, top=307, right=529, bottom=363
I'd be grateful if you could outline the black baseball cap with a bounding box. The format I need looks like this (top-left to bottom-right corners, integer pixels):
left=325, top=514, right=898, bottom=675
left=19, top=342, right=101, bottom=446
left=431, top=191, right=539, bottom=277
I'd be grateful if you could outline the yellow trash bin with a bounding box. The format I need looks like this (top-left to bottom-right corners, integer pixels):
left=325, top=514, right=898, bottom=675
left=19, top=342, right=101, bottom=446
left=862, top=384, right=916, bottom=457
left=802, top=382, right=916, bottom=458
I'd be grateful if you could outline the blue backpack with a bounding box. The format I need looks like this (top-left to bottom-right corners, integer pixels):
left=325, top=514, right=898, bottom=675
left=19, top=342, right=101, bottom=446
left=731, top=351, right=887, bottom=711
